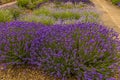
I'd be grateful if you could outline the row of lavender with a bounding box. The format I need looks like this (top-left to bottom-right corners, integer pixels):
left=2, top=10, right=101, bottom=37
left=0, top=21, right=120, bottom=80
left=17, top=0, right=90, bottom=10
left=0, top=2, right=100, bottom=25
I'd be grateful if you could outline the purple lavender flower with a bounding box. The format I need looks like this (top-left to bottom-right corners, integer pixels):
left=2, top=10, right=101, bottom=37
left=0, top=21, right=119, bottom=80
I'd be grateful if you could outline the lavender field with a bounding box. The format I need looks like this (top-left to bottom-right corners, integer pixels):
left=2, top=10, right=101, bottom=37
left=0, top=0, right=120, bottom=80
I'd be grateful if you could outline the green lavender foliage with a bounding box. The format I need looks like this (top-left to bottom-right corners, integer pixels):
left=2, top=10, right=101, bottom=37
left=0, top=10, right=13, bottom=22
left=111, top=0, right=120, bottom=5
left=17, top=0, right=48, bottom=10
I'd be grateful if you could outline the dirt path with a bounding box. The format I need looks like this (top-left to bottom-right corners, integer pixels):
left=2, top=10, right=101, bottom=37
left=91, top=0, right=120, bottom=33
left=0, top=1, right=17, bottom=9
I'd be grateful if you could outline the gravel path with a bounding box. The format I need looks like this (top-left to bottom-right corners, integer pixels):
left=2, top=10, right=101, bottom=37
left=91, top=0, right=120, bottom=33
left=0, top=1, right=17, bottom=9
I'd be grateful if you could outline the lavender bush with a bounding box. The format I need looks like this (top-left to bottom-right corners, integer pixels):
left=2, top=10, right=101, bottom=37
left=17, top=0, right=48, bottom=10
left=29, top=23, right=120, bottom=79
left=0, top=21, right=45, bottom=66
left=20, top=15, right=56, bottom=25
left=17, top=0, right=90, bottom=10
left=20, top=3, right=100, bottom=25
left=0, top=21, right=120, bottom=79
left=0, top=10, right=13, bottom=22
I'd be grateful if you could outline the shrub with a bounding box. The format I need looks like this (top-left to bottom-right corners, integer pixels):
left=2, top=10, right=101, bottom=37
left=50, top=0, right=90, bottom=3
left=9, top=8, right=21, bottom=20
left=17, top=0, right=90, bottom=10
left=0, top=21, right=44, bottom=66
left=51, top=11, right=81, bottom=20
left=0, top=10, right=13, bottom=22
left=33, top=6, right=81, bottom=20
left=111, top=0, right=120, bottom=5
left=32, top=2, right=99, bottom=24
left=17, top=0, right=48, bottom=10
left=0, top=21, right=120, bottom=79
left=59, top=2, right=87, bottom=9
left=29, top=23, right=120, bottom=79
left=79, top=11, right=100, bottom=23
left=20, top=15, right=55, bottom=25
left=17, top=0, right=29, bottom=8
left=33, top=7, right=51, bottom=16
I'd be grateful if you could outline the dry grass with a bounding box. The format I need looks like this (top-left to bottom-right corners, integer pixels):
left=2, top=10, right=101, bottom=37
left=0, top=67, right=53, bottom=80
left=0, top=66, right=119, bottom=80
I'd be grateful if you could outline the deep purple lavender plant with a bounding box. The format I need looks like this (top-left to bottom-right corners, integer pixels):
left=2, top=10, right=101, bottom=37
left=0, top=21, right=45, bottom=66
left=0, top=21, right=120, bottom=79
left=29, top=23, right=120, bottom=79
